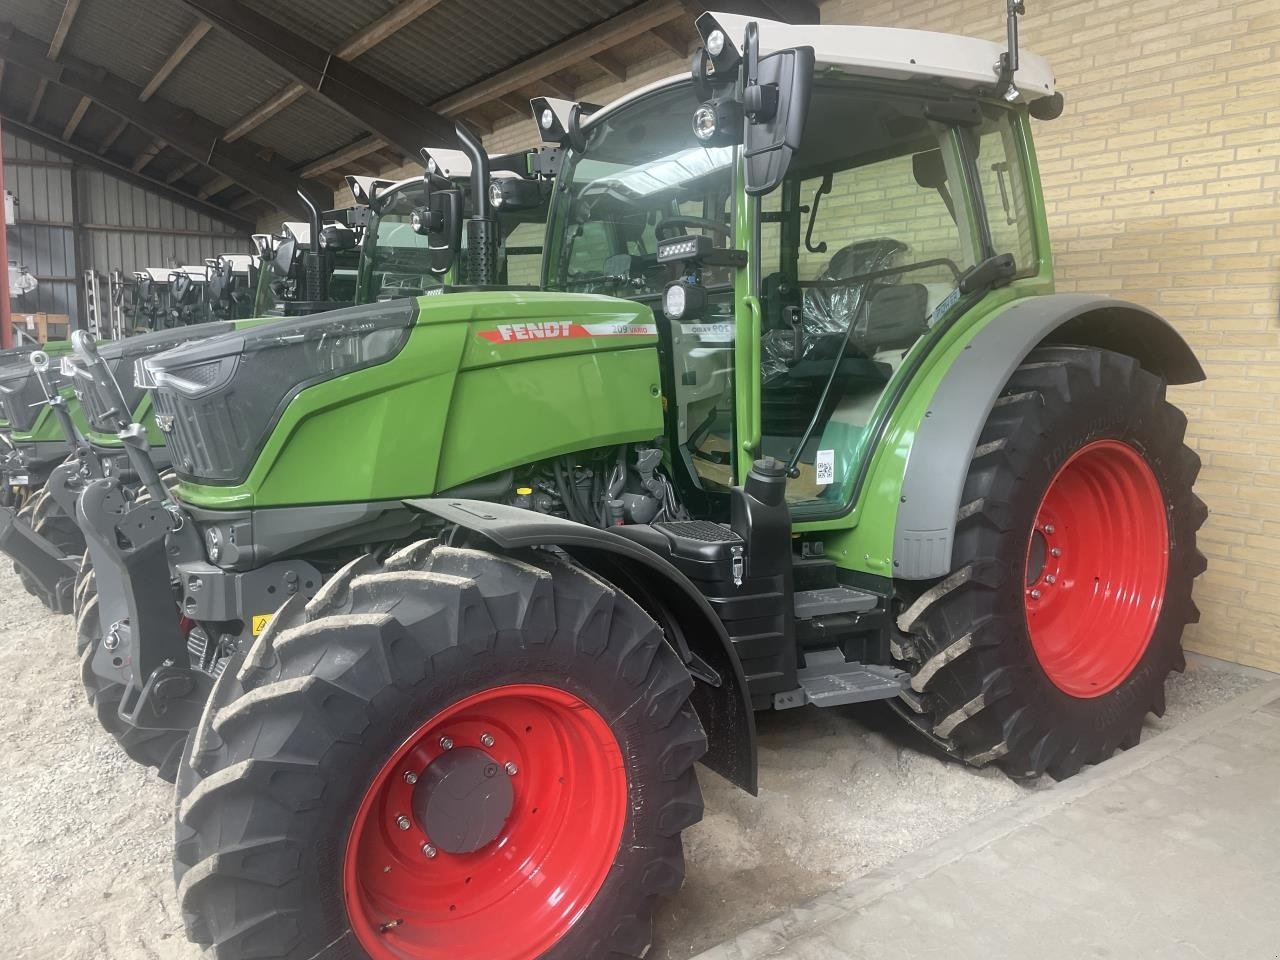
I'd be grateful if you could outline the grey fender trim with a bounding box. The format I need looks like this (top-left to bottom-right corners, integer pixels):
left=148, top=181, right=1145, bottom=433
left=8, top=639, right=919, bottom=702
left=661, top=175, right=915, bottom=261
left=894, top=294, right=1204, bottom=580
left=406, top=497, right=759, bottom=795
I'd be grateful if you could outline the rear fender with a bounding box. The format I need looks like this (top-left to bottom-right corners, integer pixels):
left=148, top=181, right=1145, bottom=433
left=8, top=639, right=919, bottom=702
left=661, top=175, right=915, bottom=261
left=406, top=497, right=759, bottom=795
left=894, top=294, right=1204, bottom=579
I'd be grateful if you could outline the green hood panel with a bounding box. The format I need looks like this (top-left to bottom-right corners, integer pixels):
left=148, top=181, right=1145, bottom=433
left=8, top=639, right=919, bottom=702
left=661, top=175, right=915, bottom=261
left=175, top=291, right=663, bottom=509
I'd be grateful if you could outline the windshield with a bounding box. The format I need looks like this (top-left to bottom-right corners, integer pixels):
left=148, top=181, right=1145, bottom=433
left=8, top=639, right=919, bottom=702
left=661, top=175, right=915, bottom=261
left=550, top=82, right=737, bottom=299
left=365, top=182, right=441, bottom=301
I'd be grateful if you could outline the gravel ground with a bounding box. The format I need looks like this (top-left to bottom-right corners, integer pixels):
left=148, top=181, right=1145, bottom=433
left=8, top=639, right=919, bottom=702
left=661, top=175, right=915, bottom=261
left=0, top=563, right=1263, bottom=960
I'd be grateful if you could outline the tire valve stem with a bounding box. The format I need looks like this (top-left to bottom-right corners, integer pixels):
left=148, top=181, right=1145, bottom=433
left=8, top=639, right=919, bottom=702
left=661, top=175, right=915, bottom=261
left=396, top=815, right=411, bottom=831
left=379, top=918, right=404, bottom=934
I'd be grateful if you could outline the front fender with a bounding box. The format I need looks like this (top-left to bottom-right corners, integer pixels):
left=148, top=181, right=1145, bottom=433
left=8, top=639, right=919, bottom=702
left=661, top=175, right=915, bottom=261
left=894, top=294, right=1203, bottom=579
left=406, top=497, right=759, bottom=795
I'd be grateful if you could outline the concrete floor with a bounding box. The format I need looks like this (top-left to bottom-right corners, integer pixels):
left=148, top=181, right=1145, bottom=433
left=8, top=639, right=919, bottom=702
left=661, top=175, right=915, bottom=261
left=694, top=676, right=1280, bottom=960
left=0, top=561, right=1267, bottom=960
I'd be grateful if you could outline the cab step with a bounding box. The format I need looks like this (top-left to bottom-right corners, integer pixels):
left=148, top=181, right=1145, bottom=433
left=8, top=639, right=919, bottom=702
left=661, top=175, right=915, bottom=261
left=774, top=648, right=909, bottom=710
left=793, top=585, right=879, bottom=619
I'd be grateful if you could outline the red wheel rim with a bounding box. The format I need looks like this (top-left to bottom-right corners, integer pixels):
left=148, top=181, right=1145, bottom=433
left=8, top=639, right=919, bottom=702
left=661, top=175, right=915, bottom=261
left=1024, top=440, right=1169, bottom=698
left=344, top=684, right=627, bottom=960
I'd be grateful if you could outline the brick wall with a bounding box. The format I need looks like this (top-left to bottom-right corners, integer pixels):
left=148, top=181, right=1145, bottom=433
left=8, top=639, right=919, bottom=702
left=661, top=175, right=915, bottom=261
left=306, top=0, right=1280, bottom=670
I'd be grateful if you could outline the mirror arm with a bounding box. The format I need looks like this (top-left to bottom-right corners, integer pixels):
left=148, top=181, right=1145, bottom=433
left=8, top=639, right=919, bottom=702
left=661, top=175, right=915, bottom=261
left=995, top=0, right=1027, bottom=99
left=803, top=173, right=832, bottom=254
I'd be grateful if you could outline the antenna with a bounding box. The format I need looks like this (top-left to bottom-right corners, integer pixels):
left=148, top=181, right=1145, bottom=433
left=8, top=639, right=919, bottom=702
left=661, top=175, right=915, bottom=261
left=994, top=0, right=1026, bottom=102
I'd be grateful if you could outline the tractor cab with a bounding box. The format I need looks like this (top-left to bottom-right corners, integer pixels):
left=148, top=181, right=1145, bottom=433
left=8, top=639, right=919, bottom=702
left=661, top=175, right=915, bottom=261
left=166, top=265, right=212, bottom=326
left=130, top=268, right=178, bottom=332
left=537, top=14, right=1058, bottom=527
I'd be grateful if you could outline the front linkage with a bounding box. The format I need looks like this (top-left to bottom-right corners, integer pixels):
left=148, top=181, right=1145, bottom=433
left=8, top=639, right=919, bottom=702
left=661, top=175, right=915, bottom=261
left=71, top=333, right=323, bottom=779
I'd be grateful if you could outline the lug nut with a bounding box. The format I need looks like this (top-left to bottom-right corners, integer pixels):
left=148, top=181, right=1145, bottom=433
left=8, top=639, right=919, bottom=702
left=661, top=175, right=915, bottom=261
left=505, top=762, right=519, bottom=776
left=1043, top=524, right=1056, bottom=534
left=1030, top=589, right=1042, bottom=600
left=421, top=843, right=437, bottom=859
left=403, top=771, right=418, bottom=785
left=480, top=733, right=495, bottom=748
left=439, top=736, right=454, bottom=751
left=1050, top=547, right=1062, bottom=557
left=396, top=815, right=411, bottom=831
left=1045, top=575, right=1057, bottom=585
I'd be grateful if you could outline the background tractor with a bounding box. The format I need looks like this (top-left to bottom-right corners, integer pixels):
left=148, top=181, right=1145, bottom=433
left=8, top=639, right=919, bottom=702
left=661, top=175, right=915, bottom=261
left=69, top=10, right=1204, bottom=960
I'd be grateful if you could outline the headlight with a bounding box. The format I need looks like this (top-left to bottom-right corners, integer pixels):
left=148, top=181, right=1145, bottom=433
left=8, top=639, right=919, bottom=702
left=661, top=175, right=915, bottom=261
left=705, top=29, right=726, bottom=57
left=488, top=180, right=505, bottom=210
left=540, top=108, right=555, bottom=130
left=663, top=280, right=708, bottom=321
left=205, top=526, right=222, bottom=563
left=693, top=104, right=719, bottom=142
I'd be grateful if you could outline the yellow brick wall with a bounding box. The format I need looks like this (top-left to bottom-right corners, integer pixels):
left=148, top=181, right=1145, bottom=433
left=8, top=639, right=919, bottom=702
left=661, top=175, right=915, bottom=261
left=303, top=0, right=1280, bottom=670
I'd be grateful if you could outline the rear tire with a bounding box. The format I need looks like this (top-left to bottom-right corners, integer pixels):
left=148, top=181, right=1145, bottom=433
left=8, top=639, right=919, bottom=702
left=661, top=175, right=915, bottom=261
left=174, top=542, right=706, bottom=960
left=895, top=346, right=1206, bottom=780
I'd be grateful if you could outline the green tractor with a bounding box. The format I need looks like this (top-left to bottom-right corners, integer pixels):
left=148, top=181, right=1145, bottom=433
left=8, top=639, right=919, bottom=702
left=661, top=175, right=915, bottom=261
left=1, top=158, right=548, bottom=613
left=73, top=9, right=1204, bottom=959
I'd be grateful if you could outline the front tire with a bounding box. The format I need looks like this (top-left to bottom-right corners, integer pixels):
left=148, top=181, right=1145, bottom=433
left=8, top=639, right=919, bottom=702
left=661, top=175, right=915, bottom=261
left=13, top=488, right=83, bottom=607
left=175, top=542, right=706, bottom=960
left=895, top=346, right=1206, bottom=780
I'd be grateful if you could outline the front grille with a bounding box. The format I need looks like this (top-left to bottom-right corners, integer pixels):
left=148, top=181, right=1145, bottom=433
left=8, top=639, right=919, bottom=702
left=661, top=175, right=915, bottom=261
left=0, top=365, right=64, bottom=432
left=151, top=387, right=255, bottom=481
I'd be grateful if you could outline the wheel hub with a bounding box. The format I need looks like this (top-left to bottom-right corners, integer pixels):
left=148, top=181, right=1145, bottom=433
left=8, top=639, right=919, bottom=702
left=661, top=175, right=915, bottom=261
left=1023, top=439, right=1169, bottom=698
left=411, top=748, right=514, bottom=855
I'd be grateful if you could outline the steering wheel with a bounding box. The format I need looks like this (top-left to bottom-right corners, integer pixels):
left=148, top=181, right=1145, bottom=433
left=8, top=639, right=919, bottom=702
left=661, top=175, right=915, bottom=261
left=655, top=216, right=732, bottom=243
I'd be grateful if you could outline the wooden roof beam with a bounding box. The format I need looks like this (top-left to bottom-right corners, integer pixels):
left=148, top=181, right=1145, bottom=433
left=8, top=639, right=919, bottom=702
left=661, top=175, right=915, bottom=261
left=298, top=133, right=387, bottom=179
left=48, top=0, right=83, bottom=60
left=434, top=0, right=683, bottom=117
left=191, top=0, right=456, bottom=152
left=97, top=115, right=128, bottom=154
left=589, top=50, right=629, bottom=82
left=131, top=139, right=166, bottom=173
left=166, top=158, right=200, bottom=183
left=139, top=21, right=211, bottom=102
left=26, top=76, right=47, bottom=122
left=198, top=173, right=235, bottom=199
left=61, top=94, right=91, bottom=140
left=650, top=21, right=693, bottom=57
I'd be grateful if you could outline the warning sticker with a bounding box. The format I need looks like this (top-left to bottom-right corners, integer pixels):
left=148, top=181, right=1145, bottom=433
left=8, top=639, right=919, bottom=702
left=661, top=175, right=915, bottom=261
left=815, top=450, right=835, bottom=486
left=251, top=614, right=275, bottom=636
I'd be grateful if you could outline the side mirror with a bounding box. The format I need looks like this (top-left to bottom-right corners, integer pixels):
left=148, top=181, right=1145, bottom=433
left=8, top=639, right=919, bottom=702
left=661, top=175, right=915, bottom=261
left=411, top=189, right=464, bottom=276
left=319, top=223, right=356, bottom=251
left=690, top=15, right=814, bottom=196
left=488, top=176, right=546, bottom=212
left=273, top=236, right=296, bottom=278
left=741, top=24, right=814, bottom=196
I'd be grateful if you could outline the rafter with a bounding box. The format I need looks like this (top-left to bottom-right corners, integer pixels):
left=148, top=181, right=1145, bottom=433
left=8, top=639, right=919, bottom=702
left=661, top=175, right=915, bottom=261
left=132, top=139, right=165, bottom=173
left=0, top=25, right=324, bottom=214
left=191, top=0, right=455, bottom=152
left=139, top=21, right=211, bottom=102
left=98, top=115, right=128, bottom=154
left=337, top=0, right=446, bottom=60
left=166, top=159, right=200, bottom=183
left=496, top=93, right=531, bottom=118
left=589, top=50, right=628, bottom=82
left=26, top=76, right=47, bottom=122
left=62, top=94, right=91, bottom=140
left=0, top=114, right=252, bottom=230
left=434, top=0, right=683, bottom=117
left=48, top=0, right=83, bottom=60
left=298, top=134, right=386, bottom=179
left=650, top=21, right=692, bottom=57
left=538, top=73, right=576, bottom=99
left=198, top=173, right=234, bottom=199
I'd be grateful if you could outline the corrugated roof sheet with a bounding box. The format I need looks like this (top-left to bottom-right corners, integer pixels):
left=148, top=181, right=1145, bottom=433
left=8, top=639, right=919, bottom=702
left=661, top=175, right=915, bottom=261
left=64, top=0, right=196, bottom=89
left=250, top=96, right=368, bottom=165
left=158, top=29, right=294, bottom=129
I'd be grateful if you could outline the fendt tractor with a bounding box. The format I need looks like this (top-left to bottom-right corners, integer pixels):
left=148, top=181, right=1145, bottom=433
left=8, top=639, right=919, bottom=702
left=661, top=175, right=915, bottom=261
left=63, top=8, right=1204, bottom=960
left=0, top=157, right=551, bottom=615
